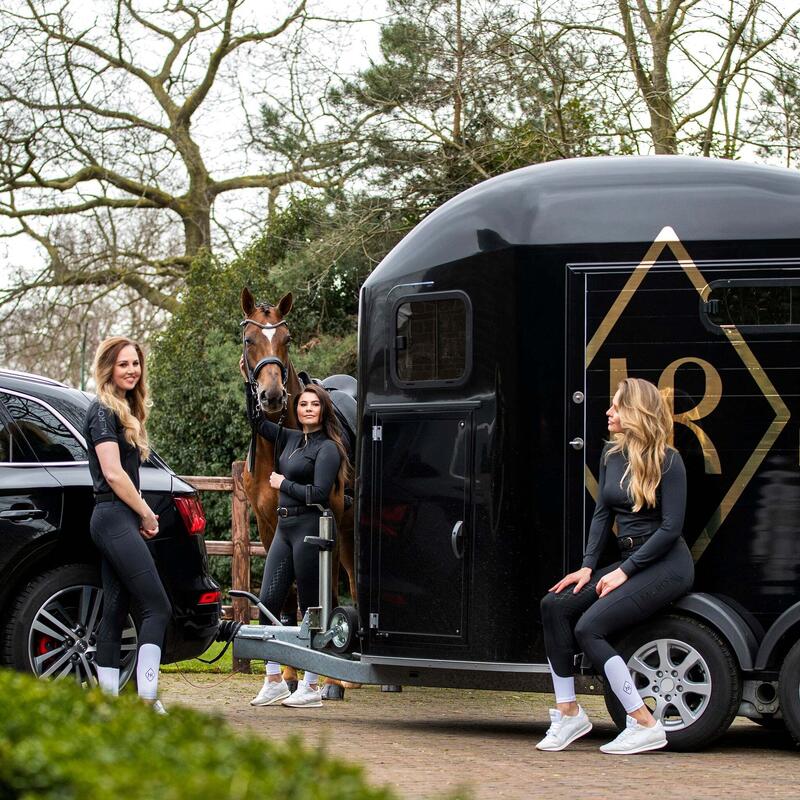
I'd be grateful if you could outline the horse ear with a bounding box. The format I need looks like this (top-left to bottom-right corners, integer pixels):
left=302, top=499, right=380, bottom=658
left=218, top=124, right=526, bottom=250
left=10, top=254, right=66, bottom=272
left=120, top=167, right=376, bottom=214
left=241, top=287, right=256, bottom=316
left=277, top=292, right=293, bottom=317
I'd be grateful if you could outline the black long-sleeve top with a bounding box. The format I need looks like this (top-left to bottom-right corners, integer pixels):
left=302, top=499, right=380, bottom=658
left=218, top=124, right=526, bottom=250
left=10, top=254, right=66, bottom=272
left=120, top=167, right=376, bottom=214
left=581, top=446, right=687, bottom=577
left=257, top=419, right=340, bottom=508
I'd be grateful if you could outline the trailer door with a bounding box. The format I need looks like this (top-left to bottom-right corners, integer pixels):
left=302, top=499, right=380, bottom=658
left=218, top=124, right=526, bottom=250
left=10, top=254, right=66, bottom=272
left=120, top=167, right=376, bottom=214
left=567, top=249, right=798, bottom=596
left=370, top=409, right=471, bottom=644
left=566, top=261, right=694, bottom=566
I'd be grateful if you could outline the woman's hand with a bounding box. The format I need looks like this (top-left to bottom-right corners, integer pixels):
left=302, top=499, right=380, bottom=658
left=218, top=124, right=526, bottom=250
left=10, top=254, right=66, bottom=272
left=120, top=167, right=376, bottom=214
left=239, top=355, right=248, bottom=380
left=550, top=567, right=593, bottom=594
left=596, top=567, right=628, bottom=598
left=269, top=471, right=284, bottom=490
left=140, top=507, right=159, bottom=539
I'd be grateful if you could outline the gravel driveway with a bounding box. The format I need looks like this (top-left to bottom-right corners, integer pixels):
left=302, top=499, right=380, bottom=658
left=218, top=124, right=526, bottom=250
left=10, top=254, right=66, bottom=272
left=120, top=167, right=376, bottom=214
left=160, top=673, right=798, bottom=800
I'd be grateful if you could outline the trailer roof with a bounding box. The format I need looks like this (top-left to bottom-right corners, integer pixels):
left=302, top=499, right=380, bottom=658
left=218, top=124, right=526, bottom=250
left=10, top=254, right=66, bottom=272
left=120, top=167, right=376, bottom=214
left=366, top=156, right=800, bottom=286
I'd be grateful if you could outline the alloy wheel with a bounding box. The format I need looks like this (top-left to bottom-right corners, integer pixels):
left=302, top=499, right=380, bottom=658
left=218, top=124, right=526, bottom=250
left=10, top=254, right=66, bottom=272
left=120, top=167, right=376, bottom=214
left=27, top=584, right=137, bottom=686
left=627, top=637, right=712, bottom=730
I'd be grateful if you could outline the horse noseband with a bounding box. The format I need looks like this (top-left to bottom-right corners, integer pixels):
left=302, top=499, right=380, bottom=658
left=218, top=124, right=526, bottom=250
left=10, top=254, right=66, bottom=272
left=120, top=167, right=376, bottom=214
left=251, top=356, right=288, bottom=385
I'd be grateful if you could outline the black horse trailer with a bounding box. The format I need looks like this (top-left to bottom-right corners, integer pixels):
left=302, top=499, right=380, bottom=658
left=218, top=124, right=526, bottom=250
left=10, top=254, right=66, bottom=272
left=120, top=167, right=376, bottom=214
left=233, top=156, right=800, bottom=751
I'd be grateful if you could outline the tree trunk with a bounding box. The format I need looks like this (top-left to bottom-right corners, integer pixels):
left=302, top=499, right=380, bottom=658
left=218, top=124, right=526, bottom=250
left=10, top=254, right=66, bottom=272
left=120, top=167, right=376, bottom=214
left=182, top=201, right=213, bottom=256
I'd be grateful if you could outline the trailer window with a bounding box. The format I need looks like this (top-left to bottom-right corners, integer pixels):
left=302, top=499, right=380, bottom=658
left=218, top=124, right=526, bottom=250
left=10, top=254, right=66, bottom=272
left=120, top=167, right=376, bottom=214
left=395, top=297, right=468, bottom=383
left=705, top=281, right=800, bottom=329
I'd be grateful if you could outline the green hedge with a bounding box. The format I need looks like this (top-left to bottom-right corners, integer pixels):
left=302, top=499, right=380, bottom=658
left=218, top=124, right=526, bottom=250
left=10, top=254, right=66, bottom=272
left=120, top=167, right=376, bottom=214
left=0, top=669, right=394, bottom=800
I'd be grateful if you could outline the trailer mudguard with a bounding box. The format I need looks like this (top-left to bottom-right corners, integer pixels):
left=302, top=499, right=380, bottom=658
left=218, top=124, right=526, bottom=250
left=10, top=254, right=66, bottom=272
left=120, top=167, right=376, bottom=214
left=754, top=601, right=800, bottom=671
left=672, top=592, right=757, bottom=671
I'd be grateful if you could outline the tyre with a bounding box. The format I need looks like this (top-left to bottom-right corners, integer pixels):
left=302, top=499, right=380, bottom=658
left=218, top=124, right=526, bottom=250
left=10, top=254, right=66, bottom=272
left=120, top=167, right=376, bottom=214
left=2, top=564, right=137, bottom=688
left=327, top=605, right=360, bottom=654
left=604, top=614, right=741, bottom=751
left=778, top=638, right=800, bottom=745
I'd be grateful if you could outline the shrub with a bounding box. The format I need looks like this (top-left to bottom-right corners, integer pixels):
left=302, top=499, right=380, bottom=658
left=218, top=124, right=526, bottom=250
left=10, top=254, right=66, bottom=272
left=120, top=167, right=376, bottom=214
left=0, top=669, right=395, bottom=800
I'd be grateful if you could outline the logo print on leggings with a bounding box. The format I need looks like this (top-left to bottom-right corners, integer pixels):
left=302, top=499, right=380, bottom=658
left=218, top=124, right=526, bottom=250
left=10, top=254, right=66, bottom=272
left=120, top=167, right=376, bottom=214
left=146, top=668, right=155, bottom=682
left=623, top=681, right=633, bottom=695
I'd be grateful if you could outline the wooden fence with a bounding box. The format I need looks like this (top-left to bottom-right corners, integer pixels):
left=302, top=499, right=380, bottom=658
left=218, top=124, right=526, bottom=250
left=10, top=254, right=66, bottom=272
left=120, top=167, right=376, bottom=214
left=179, top=460, right=262, bottom=673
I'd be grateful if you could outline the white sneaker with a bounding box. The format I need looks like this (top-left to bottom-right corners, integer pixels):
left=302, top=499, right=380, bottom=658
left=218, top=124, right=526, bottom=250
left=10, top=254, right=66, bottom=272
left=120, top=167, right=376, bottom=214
left=536, top=706, right=593, bottom=751
left=250, top=678, right=291, bottom=706
left=600, top=716, right=668, bottom=754
left=282, top=681, right=323, bottom=708
left=151, top=699, right=168, bottom=715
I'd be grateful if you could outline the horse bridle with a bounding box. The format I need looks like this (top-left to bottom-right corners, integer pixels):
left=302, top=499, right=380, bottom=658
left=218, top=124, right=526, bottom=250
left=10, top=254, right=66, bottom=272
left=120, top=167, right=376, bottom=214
left=241, top=316, right=290, bottom=473
left=240, top=317, right=290, bottom=412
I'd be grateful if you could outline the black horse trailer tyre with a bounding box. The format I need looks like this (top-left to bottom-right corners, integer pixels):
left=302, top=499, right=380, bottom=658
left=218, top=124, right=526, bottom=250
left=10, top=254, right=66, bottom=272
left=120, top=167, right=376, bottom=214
left=603, top=614, right=741, bottom=751
left=1, top=564, right=138, bottom=688
left=778, top=638, right=800, bottom=745
left=327, top=605, right=360, bottom=654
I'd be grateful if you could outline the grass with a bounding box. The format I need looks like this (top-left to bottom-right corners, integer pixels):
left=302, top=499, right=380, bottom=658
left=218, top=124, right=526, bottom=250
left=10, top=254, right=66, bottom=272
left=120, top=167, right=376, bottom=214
left=162, top=639, right=235, bottom=674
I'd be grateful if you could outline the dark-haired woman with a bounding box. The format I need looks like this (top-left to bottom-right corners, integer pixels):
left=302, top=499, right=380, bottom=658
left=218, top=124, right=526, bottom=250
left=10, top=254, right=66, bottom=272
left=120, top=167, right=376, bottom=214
left=249, top=383, right=350, bottom=708
left=83, top=337, right=171, bottom=713
left=537, top=377, right=693, bottom=754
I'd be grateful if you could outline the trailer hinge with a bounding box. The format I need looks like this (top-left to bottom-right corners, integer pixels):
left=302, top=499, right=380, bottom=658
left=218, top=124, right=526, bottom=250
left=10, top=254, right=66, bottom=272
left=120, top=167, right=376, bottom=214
left=369, top=613, right=379, bottom=629
left=372, top=425, right=382, bottom=442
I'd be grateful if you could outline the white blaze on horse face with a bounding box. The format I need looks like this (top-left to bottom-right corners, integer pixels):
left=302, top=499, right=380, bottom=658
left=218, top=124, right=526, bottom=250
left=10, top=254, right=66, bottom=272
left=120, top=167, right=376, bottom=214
left=261, top=327, right=276, bottom=343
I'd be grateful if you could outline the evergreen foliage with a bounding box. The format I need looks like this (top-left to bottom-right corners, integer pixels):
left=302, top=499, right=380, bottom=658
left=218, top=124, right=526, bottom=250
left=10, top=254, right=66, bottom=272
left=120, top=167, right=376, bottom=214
left=0, top=669, right=396, bottom=800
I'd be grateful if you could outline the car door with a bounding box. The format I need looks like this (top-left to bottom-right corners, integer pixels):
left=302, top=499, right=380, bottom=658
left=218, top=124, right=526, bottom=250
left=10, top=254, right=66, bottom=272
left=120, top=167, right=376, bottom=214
left=0, top=397, right=64, bottom=571
left=0, top=389, right=91, bottom=544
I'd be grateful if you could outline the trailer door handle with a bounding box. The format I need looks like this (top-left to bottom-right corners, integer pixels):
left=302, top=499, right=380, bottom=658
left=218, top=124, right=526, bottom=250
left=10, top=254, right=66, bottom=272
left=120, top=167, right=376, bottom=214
left=0, top=508, right=47, bottom=521
left=568, top=437, right=584, bottom=451
left=451, top=520, right=464, bottom=559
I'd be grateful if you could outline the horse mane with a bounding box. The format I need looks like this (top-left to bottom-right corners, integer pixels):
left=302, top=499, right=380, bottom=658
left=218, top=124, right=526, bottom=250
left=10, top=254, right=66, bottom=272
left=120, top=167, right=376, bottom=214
left=256, top=302, right=274, bottom=314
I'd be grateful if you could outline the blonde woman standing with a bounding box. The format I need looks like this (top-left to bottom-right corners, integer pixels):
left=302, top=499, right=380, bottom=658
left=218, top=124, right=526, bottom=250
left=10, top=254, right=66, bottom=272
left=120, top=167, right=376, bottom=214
left=83, top=337, right=171, bottom=712
left=537, top=378, right=694, bottom=754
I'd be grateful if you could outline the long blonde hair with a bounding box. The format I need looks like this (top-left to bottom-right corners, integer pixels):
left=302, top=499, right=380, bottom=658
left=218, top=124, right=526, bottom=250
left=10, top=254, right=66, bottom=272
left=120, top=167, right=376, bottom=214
left=93, top=337, right=151, bottom=460
left=605, top=378, right=673, bottom=512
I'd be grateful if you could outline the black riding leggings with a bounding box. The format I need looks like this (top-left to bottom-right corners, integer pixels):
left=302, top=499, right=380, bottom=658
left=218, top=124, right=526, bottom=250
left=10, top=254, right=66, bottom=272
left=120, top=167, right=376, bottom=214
left=89, top=501, right=171, bottom=668
left=540, top=539, right=694, bottom=678
left=258, top=514, right=323, bottom=625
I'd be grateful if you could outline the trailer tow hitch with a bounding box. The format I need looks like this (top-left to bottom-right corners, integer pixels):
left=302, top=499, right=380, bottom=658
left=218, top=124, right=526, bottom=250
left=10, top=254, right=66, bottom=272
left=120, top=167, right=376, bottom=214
left=224, top=507, right=366, bottom=683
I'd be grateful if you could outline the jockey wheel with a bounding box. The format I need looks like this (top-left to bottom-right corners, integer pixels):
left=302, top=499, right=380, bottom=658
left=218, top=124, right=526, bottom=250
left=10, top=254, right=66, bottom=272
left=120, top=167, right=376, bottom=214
left=327, top=606, right=360, bottom=654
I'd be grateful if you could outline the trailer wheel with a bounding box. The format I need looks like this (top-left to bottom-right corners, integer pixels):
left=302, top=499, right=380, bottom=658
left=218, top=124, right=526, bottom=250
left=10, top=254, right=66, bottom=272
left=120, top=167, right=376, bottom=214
left=604, top=614, right=740, bottom=751
left=327, top=606, right=359, bottom=654
left=778, top=638, right=800, bottom=745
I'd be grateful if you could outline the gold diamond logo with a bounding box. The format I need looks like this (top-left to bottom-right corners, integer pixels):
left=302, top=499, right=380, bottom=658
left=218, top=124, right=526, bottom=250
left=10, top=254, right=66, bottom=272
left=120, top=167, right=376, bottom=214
left=585, top=226, right=790, bottom=561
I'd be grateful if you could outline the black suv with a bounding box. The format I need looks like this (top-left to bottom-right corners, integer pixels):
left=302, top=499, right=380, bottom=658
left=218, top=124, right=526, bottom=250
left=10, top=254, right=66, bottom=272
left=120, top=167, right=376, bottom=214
left=0, top=369, right=220, bottom=685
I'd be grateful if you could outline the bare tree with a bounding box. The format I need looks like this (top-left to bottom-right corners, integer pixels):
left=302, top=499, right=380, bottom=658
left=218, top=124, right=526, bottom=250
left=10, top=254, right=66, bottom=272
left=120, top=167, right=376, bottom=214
left=0, top=281, right=166, bottom=388
left=0, top=0, right=363, bottom=313
left=537, top=0, right=800, bottom=156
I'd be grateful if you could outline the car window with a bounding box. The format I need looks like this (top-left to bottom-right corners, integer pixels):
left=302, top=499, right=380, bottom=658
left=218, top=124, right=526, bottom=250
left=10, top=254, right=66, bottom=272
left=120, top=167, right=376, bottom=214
left=2, top=394, right=87, bottom=463
left=41, top=391, right=91, bottom=433
left=0, top=417, right=35, bottom=463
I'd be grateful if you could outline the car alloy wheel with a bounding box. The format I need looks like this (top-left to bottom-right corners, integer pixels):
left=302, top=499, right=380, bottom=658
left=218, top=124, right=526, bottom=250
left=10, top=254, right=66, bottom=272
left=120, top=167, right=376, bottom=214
left=28, top=584, right=137, bottom=687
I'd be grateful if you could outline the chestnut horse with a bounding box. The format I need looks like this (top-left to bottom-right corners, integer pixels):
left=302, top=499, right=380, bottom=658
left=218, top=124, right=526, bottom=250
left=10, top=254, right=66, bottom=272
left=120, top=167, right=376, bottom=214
left=239, top=288, right=356, bottom=686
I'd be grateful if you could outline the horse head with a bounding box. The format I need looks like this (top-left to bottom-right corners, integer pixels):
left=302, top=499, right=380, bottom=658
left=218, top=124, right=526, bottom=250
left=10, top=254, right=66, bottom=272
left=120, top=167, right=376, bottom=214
left=240, top=287, right=294, bottom=415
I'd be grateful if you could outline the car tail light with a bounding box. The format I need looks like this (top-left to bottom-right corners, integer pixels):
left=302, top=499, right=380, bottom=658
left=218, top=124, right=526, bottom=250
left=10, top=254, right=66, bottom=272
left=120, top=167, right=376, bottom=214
left=174, top=495, right=206, bottom=535
left=198, top=591, right=221, bottom=605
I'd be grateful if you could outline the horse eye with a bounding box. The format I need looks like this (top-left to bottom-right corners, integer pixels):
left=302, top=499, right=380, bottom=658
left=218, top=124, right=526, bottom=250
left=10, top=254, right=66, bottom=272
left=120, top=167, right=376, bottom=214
left=245, top=337, right=254, bottom=345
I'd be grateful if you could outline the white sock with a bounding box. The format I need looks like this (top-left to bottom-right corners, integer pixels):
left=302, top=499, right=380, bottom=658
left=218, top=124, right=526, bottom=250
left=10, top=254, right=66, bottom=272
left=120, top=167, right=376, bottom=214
left=136, top=643, right=162, bottom=701
left=548, top=659, right=576, bottom=704
left=603, top=655, right=644, bottom=714
left=266, top=661, right=282, bottom=676
left=96, top=665, right=119, bottom=697
left=303, top=672, right=319, bottom=687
